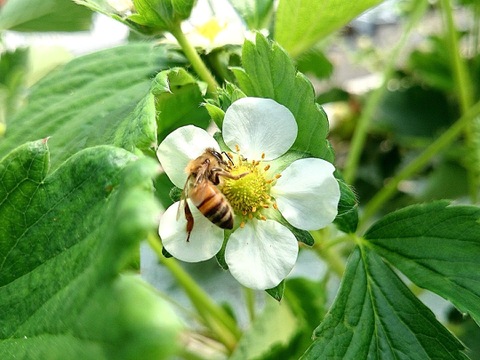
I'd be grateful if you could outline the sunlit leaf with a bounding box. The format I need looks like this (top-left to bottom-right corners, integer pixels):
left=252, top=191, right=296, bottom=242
left=0, top=43, right=184, bottom=168
left=275, top=0, right=384, bottom=57
left=0, top=0, right=92, bottom=31
left=0, top=141, right=181, bottom=359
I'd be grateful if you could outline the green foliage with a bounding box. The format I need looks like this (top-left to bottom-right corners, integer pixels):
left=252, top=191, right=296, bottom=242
left=333, top=177, right=358, bottom=233
left=129, top=0, right=196, bottom=32
left=274, top=0, right=384, bottom=57
left=0, top=43, right=184, bottom=167
left=228, top=0, right=274, bottom=29
left=0, top=142, right=181, bottom=358
left=302, top=247, right=467, bottom=359
left=0, top=0, right=92, bottom=31
left=3, top=0, right=480, bottom=358
left=152, top=67, right=210, bottom=141
left=365, top=201, right=480, bottom=325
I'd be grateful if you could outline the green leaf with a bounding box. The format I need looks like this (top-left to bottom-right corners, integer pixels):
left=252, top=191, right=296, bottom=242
left=296, top=48, right=334, bottom=79
left=0, top=43, right=184, bottom=168
left=152, top=67, right=210, bottom=142
left=266, top=280, right=285, bottom=301
left=333, top=176, right=358, bottom=233
left=228, top=0, right=274, bottom=29
left=275, top=0, right=384, bottom=57
left=302, top=247, right=467, bottom=359
left=364, top=201, right=480, bottom=325
left=232, top=33, right=334, bottom=162
left=229, top=297, right=299, bottom=360
left=0, top=48, right=29, bottom=128
left=130, top=0, right=195, bottom=32
left=0, top=141, right=181, bottom=358
left=0, top=0, right=92, bottom=32
left=375, top=84, right=456, bottom=139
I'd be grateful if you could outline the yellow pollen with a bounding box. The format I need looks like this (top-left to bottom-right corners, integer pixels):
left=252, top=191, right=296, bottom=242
left=220, top=156, right=277, bottom=224
left=261, top=153, right=266, bottom=159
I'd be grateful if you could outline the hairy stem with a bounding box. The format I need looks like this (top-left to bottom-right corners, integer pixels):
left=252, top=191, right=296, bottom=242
left=170, top=24, right=220, bottom=96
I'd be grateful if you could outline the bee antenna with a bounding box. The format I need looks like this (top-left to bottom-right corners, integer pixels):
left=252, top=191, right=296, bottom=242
left=222, top=151, right=234, bottom=165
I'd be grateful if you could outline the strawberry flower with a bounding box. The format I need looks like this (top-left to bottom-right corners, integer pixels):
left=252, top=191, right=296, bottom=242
left=157, top=97, right=340, bottom=290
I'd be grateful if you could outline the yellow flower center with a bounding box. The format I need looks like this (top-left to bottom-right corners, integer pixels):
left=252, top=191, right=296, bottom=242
left=196, top=19, right=226, bottom=43
left=220, top=154, right=280, bottom=225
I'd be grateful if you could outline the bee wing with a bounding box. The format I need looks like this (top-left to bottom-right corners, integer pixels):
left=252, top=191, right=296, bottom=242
left=176, top=175, right=192, bottom=221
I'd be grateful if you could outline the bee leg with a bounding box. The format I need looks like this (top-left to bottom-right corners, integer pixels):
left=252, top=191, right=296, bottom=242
left=211, top=169, right=249, bottom=184
left=184, top=201, right=194, bottom=242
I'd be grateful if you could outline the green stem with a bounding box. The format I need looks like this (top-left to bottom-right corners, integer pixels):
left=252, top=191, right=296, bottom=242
left=147, top=235, right=241, bottom=352
left=360, top=100, right=480, bottom=231
left=311, top=230, right=346, bottom=277
left=440, top=0, right=479, bottom=202
left=243, top=286, right=256, bottom=322
left=343, top=0, right=429, bottom=184
left=170, top=23, right=220, bottom=96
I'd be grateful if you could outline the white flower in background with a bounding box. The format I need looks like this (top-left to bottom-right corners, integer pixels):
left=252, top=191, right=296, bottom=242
left=157, top=97, right=340, bottom=290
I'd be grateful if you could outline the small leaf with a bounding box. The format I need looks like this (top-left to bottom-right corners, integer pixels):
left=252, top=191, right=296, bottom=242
left=0, top=0, right=92, bottom=32
left=266, top=280, right=285, bottom=301
left=0, top=43, right=184, bottom=168
left=333, top=176, right=358, bottom=233
left=364, top=201, right=480, bottom=325
left=275, top=0, right=383, bottom=57
left=302, top=247, right=466, bottom=359
left=130, top=0, right=195, bottom=32
left=0, top=141, right=181, bottom=358
left=232, top=33, right=334, bottom=162
left=296, top=49, right=334, bottom=79
left=228, top=0, right=274, bottom=29
left=152, top=67, right=210, bottom=142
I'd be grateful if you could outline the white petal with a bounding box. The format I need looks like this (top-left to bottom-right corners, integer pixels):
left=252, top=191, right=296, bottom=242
left=157, top=125, right=220, bottom=188
left=222, top=97, right=297, bottom=160
left=225, top=219, right=298, bottom=290
left=271, top=158, right=340, bottom=230
left=159, top=201, right=224, bottom=262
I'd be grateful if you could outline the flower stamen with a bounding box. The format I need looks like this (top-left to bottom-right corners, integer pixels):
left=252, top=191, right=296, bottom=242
left=220, top=152, right=279, bottom=225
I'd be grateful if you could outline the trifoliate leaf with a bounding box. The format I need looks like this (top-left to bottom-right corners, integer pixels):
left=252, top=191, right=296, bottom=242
left=302, top=247, right=467, bottom=359
left=232, top=33, right=334, bottom=162
left=365, top=201, right=480, bottom=325
left=0, top=141, right=181, bottom=359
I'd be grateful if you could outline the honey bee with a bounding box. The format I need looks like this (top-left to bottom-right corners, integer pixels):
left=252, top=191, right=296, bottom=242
left=178, top=148, right=247, bottom=241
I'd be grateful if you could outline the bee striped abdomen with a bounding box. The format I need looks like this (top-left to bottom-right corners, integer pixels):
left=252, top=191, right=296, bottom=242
left=195, top=187, right=234, bottom=230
